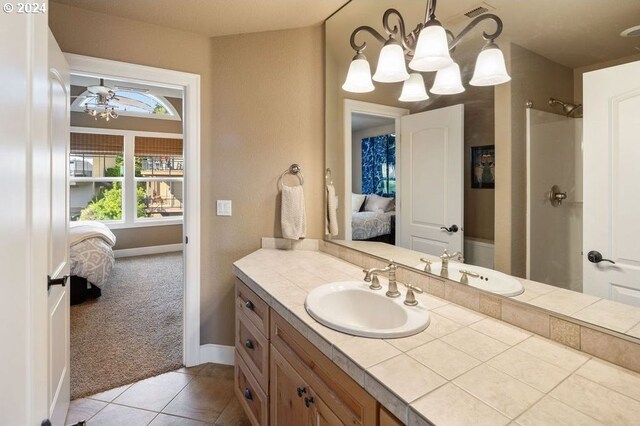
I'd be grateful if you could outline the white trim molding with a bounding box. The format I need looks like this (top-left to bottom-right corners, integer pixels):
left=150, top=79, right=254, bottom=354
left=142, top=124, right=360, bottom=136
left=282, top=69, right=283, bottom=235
left=66, top=54, right=202, bottom=367
left=199, top=344, right=235, bottom=366
left=114, top=243, right=183, bottom=258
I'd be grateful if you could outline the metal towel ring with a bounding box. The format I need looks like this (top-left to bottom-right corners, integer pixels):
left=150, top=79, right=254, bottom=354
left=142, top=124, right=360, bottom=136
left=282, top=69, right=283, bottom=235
left=279, top=164, right=304, bottom=189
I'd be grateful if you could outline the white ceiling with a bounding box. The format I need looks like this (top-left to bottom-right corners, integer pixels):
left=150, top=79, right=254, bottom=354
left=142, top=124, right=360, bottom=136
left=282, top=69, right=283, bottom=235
left=327, top=0, right=640, bottom=70
left=51, top=0, right=349, bottom=37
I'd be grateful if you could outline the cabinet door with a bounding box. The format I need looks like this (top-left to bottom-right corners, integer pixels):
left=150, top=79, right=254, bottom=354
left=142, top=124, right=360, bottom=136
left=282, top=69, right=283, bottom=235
left=308, top=390, right=345, bottom=426
left=271, top=346, right=310, bottom=426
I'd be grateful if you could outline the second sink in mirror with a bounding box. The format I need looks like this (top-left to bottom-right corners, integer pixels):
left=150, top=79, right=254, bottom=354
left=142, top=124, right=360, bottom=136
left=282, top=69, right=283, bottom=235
left=417, top=261, right=524, bottom=297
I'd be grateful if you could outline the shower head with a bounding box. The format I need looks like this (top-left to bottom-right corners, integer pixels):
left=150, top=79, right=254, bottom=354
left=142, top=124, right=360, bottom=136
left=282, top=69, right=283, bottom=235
left=549, top=97, right=583, bottom=117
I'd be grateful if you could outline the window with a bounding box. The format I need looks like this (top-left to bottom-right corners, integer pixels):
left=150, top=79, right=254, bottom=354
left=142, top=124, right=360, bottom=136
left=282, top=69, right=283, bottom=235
left=69, top=129, right=183, bottom=227
left=361, top=134, right=396, bottom=196
left=71, top=90, right=180, bottom=121
left=69, top=133, right=124, bottom=221
left=135, top=137, right=184, bottom=219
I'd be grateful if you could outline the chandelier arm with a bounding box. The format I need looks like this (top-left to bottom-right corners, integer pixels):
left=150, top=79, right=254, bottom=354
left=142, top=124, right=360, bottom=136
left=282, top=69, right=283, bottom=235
left=445, top=28, right=457, bottom=54
left=382, top=9, right=407, bottom=39
left=349, top=25, right=387, bottom=52
left=448, top=13, right=503, bottom=50
left=426, top=0, right=437, bottom=21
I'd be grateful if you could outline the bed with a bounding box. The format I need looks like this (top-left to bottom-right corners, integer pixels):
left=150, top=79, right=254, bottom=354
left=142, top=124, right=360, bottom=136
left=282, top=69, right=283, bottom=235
left=351, top=193, right=396, bottom=245
left=352, top=210, right=396, bottom=244
left=69, top=221, right=116, bottom=289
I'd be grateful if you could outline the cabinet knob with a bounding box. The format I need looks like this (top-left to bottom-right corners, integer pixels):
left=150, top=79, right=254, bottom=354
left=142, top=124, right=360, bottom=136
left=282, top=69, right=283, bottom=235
left=304, top=396, right=314, bottom=407
left=296, top=386, right=307, bottom=397
left=245, top=300, right=255, bottom=310
left=245, top=339, right=254, bottom=350
left=243, top=388, right=253, bottom=400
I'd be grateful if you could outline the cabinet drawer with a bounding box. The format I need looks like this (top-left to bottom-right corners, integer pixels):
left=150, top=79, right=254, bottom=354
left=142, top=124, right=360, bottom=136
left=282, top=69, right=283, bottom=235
left=237, top=310, right=269, bottom=392
left=236, top=351, right=269, bottom=426
left=236, top=278, right=270, bottom=338
left=271, top=311, right=377, bottom=426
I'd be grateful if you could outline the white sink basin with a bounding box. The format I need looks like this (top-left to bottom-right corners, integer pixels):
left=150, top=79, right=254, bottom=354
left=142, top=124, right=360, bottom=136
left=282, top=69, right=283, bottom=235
left=416, top=262, right=524, bottom=297
left=305, top=281, right=430, bottom=338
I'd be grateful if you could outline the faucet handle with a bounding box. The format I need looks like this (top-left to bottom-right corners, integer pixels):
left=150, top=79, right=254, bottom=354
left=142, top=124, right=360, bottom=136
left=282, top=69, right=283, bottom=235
left=419, top=258, right=432, bottom=272
left=459, top=269, right=479, bottom=285
left=369, top=275, right=382, bottom=290
left=403, top=283, right=423, bottom=306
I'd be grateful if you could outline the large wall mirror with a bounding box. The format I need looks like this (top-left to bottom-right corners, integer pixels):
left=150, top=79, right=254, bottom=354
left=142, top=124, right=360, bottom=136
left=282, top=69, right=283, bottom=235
left=325, top=0, right=640, bottom=338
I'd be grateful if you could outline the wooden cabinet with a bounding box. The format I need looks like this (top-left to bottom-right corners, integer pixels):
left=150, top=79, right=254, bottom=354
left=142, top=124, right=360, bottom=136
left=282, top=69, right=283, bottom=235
left=235, top=280, right=270, bottom=426
left=235, top=278, right=402, bottom=426
left=271, top=345, right=345, bottom=426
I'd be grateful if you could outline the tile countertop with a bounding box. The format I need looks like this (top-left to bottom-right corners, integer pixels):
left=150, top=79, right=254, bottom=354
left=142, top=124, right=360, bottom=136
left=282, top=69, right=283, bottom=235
left=232, top=248, right=640, bottom=426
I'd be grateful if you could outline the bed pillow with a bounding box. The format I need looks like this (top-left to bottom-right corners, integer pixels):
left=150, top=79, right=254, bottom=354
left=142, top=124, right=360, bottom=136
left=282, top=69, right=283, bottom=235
left=352, top=193, right=366, bottom=213
left=363, top=194, right=394, bottom=213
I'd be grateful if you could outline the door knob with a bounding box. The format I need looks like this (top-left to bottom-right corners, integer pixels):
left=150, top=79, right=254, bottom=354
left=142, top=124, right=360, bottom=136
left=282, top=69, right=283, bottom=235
left=245, top=339, right=254, bottom=350
left=244, top=300, right=255, bottom=310
left=296, top=386, right=307, bottom=397
left=440, top=225, right=459, bottom=233
left=587, top=250, right=615, bottom=264
left=47, top=275, right=68, bottom=290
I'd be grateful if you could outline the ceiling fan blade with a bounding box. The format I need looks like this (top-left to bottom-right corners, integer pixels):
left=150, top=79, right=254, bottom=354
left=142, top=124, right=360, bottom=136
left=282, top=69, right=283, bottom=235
left=114, top=85, right=149, bottom=93
left=113, top=96, right=154, bottom=111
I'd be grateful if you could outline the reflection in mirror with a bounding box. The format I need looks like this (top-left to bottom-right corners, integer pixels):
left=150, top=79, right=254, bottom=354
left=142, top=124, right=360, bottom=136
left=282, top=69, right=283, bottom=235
left=325, top=0, right=640, bottom=337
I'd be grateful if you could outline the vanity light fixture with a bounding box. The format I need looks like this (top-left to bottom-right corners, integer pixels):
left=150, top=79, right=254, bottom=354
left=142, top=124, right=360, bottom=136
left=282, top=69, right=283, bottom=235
left=341, top=0, right=511, bottom=101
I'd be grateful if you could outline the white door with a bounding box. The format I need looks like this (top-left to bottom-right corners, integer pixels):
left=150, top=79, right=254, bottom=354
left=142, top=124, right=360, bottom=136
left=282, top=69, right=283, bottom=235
left=583, top=60, right=640, bottom=305
left=47, top=32, right=71, bottom=425
left=398, top=104, right=464, bottom=255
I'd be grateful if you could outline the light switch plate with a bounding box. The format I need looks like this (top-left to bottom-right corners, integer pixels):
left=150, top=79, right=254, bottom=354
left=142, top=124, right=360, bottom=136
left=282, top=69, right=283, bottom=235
left=216, top=200, right=232, bottom=216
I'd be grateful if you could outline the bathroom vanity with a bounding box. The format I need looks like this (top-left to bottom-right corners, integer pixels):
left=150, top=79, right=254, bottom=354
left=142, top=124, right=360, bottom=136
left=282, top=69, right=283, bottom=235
left=233, top=244, right=640, bottom=425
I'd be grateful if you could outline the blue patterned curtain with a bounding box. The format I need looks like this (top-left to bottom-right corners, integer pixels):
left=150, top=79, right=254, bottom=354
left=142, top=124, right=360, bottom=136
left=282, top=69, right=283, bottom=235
left=361, top=134, right=396, bottom=196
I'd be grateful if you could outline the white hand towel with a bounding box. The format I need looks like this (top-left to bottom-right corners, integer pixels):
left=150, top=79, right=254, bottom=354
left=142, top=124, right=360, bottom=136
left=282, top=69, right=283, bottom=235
left=326, top=184, right=339, bottom=236
left=281, top=184, right=307, bottom=240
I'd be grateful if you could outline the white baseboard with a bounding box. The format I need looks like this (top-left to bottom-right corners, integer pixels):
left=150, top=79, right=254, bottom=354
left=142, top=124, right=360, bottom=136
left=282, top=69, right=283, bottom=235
left=199, top=344, right=235, bottom=365
left=114, top=243, right=183, bottom=258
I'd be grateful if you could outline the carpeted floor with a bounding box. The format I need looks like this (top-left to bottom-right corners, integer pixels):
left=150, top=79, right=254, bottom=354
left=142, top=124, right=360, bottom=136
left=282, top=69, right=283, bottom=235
left=70, top=252, right=184, bottom=400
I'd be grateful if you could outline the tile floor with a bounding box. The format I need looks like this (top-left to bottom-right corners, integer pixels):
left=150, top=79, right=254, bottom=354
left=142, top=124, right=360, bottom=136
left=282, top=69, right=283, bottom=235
left=65, top=363, right=250, bottom=426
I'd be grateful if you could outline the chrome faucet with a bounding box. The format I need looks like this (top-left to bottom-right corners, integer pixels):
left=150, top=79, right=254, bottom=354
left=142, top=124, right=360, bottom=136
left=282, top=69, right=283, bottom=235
left=440, top=249, right=464, bottom=278
left=363, top=261, right=400, bottom=297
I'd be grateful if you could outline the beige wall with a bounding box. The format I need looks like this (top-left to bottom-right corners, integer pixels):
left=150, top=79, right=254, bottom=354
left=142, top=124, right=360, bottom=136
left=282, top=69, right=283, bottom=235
left=494, top=43, right=574, bottom=277
left=50, top=4, right=325, bottom=347
left=112, top=225, right=183, bottom=250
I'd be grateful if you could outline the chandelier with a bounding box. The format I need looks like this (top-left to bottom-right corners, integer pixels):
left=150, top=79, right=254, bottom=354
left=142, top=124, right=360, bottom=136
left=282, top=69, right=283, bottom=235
left=77, top=79, right=120, bottom=121
left=342, top=0, right=511, bottom=101
left=84, top=93, right=119, bottom=121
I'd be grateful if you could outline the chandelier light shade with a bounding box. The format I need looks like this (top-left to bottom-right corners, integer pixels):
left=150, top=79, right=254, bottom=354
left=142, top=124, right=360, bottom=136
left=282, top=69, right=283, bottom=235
left=469, top=42, right=511, bottom=86
left=409, top=21, right=453, bottom=72
left=373, top=39, right=410, bottom=82
left=342, top=0, right=511, bottom=101
left=399, top=73, right=429, bottom=102
left=431, top=62, right=465, bottom=95
left=342, top=53, right=375, bottom=93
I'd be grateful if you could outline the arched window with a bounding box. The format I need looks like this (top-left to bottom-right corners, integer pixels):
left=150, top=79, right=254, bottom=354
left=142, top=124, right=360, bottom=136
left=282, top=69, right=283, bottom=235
left=71, top=89, right=180, bottom=121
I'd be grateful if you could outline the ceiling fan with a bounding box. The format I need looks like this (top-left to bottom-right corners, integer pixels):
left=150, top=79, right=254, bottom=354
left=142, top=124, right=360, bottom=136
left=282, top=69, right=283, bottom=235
left=71, top=78, right=155, bottom=121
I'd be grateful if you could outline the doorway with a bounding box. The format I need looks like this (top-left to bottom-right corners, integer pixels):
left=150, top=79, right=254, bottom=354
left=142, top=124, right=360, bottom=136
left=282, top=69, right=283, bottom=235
left=65, top=55, right=201, bottom=397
